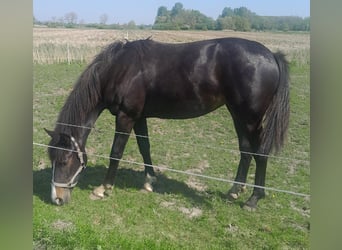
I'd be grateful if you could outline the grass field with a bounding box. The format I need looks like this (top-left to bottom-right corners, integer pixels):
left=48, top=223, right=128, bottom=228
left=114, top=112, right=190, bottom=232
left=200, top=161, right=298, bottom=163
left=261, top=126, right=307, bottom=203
left=33, top=28, right=310, bottom=249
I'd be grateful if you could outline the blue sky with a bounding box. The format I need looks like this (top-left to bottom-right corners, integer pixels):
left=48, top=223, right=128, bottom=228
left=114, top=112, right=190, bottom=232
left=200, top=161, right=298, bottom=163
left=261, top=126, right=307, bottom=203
left=33, top=0, right=310, bottom=25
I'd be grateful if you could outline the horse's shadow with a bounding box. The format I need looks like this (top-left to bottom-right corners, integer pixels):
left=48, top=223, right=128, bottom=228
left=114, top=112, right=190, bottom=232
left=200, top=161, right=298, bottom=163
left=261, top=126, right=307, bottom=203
left=33, top=165, right=223, bottom=208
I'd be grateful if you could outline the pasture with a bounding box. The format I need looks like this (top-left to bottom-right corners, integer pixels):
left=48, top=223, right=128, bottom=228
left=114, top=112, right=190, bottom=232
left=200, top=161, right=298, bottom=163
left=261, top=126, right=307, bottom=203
left=33, top=28, right=310, bottom=249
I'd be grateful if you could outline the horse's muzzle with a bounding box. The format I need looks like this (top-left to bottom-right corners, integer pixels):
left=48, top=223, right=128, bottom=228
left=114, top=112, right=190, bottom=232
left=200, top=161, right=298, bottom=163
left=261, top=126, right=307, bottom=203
left=51, top=183, right=72, bottom=205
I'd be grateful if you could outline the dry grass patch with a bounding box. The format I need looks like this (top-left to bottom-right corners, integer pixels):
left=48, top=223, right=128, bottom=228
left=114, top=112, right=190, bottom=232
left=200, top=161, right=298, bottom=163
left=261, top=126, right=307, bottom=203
left=51, top=220, right=74, bottom=231
left=160, top=200, right=203, bottom=219
left=33, top=28, right=309, bottom=65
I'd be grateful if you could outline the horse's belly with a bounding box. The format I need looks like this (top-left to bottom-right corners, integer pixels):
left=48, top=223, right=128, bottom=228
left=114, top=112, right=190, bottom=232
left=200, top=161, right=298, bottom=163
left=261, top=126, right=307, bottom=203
left=143, top=96, right=225, bottom=119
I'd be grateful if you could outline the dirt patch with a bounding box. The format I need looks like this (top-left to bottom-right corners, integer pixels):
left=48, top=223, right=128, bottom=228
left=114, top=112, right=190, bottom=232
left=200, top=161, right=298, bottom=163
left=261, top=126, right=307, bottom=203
left=185, top=160, right=210, bottom=192
left=178, top=206, right=202, bottom=219
left=55, top=87, right=71, bottom=96
left=185, top=177, right=207, bottom=192
left=160, top=201, right=176, bottom=208
left=33, top=241, right=47, bottom=250
left=161, top=201, right=203, bottom=219
left=186, top=160, right=210, bottom=173
left=51, top=219, right=74, bottom=231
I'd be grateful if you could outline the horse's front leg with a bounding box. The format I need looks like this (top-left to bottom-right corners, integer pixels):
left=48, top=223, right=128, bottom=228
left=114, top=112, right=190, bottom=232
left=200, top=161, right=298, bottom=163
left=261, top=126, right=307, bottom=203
left=134, top=118, right=156, bottom=192
left=92, top=112, right=134, bottom=198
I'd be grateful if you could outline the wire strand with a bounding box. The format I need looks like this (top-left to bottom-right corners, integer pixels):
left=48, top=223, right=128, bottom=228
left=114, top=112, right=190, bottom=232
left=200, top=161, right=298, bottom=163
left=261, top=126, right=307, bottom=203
left=33, top=142, right=310, bottom=198
left=54, top=122, right=309, bottom=164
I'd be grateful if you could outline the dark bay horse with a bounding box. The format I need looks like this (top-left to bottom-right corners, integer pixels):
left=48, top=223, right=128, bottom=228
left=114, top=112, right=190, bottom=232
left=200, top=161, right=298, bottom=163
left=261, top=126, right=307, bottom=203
left=45, top=37, right=289, bottom=210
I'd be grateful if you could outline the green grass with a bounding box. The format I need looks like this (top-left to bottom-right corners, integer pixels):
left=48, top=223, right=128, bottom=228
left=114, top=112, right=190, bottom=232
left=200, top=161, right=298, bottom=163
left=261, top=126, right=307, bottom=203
left=33, top=61, right=310, bottom=249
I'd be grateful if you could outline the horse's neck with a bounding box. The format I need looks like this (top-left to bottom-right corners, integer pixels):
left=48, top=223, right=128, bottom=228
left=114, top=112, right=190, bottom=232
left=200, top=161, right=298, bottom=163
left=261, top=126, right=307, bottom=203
left=78, top=108, right=100, bottom=146
left=57, top=105, right=103, bottom=149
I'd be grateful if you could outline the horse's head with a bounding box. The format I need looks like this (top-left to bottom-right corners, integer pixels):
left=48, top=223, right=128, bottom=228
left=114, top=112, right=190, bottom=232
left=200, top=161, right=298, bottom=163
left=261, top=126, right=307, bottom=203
left=44, top=129, right=86, bottom=205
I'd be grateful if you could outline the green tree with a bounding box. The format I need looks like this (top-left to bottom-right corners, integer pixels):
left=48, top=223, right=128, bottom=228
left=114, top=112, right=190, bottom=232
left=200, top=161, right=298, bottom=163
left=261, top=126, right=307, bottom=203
left=303, top=17, right=310, bottom=31
left=155, top=6, right=170, bottom=25
left=154, top=2, right=216, bottom=30
left=220, top=7, right=234, bottom=18
left=127, top=20, right=136, bottom=29
left=217, top=16, right=235, bottom=30
left=157, top=6, right=168, bottom=17
left=234, top=7, right=254, bottom=18
left=171, top=2, right=184, bottom=17
left=154, top=3, right=309, bottom=32
left=233, top=16, right=251, bottom=31
left=64, top=12, right=78, bottom=28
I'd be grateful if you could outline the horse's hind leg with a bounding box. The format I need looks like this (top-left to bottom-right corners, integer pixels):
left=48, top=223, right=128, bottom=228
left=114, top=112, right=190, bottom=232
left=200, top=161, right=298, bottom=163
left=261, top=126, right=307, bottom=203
left=239, top=124, right=269, bottom=211
left=133, top=118, right=156, bottom=192
left=228, top=121, right=253, bottom=200
left=242, top=154, right=268, bottom=211
left=227, top=111, right=268, bottom=211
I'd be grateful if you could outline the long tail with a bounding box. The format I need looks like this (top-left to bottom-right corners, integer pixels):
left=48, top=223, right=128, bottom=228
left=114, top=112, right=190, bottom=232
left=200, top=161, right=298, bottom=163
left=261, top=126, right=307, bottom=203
left=261, top=52, right=290, bottom=154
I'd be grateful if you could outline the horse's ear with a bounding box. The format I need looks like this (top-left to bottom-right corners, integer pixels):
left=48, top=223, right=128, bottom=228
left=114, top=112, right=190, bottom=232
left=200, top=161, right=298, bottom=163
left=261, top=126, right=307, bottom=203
left=44, top=128, right=56, bottom=138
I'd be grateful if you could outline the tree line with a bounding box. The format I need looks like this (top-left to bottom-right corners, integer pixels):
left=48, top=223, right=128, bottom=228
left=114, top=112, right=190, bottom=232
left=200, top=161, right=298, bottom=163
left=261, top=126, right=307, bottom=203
left=154, top=3, right=309, bottom=31
left=34, top=3, right=310, bottom=32
left=33, top=12, right=147, bottom=30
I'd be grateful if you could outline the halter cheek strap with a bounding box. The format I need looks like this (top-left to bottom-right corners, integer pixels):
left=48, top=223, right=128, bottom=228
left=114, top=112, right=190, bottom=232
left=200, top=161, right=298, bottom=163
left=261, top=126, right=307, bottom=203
left=51, top=136, right=86, bottom=188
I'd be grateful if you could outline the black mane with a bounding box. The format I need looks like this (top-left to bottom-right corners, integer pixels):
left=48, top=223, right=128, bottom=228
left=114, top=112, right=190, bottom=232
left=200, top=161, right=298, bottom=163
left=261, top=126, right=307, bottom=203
left=54, top=40, right=126, bottom=137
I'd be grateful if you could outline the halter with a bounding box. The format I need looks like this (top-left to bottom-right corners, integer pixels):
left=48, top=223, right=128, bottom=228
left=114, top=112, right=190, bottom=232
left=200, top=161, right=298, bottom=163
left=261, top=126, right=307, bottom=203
left=51, top=136, right=86, bottom=188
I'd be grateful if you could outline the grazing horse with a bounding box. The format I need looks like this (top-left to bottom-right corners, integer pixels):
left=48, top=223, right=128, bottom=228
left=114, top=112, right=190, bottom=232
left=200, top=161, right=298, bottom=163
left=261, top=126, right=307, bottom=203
left=45, top=37, right=289, bottom=210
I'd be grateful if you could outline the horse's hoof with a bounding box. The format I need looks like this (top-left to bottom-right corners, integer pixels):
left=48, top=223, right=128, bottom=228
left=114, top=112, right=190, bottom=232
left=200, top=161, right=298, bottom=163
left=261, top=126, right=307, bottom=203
left=104, top=184, right=113, bottom=196
left=89, top=192, right=103, bottom=200
left=90, top=184, right=113, bottom=200
left=227, top=184, right=246, bottom=201
left=227, top=190, right=239, bottom=201
left=242, top=204, right=257, bottom=212
left=229, top=192, right=239, bottom=200
left=242, top=196, right=259, bottom=211
left=144, top=182, right=153, bottom=192
left=92, top=185, right=105, bottom=198
left=144, top=174, right=157, bottom=192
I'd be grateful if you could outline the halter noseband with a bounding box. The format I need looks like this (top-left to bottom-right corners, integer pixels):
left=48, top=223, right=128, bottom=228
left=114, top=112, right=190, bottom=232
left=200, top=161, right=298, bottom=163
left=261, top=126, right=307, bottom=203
left=51, top=136, right=86, bottom=188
